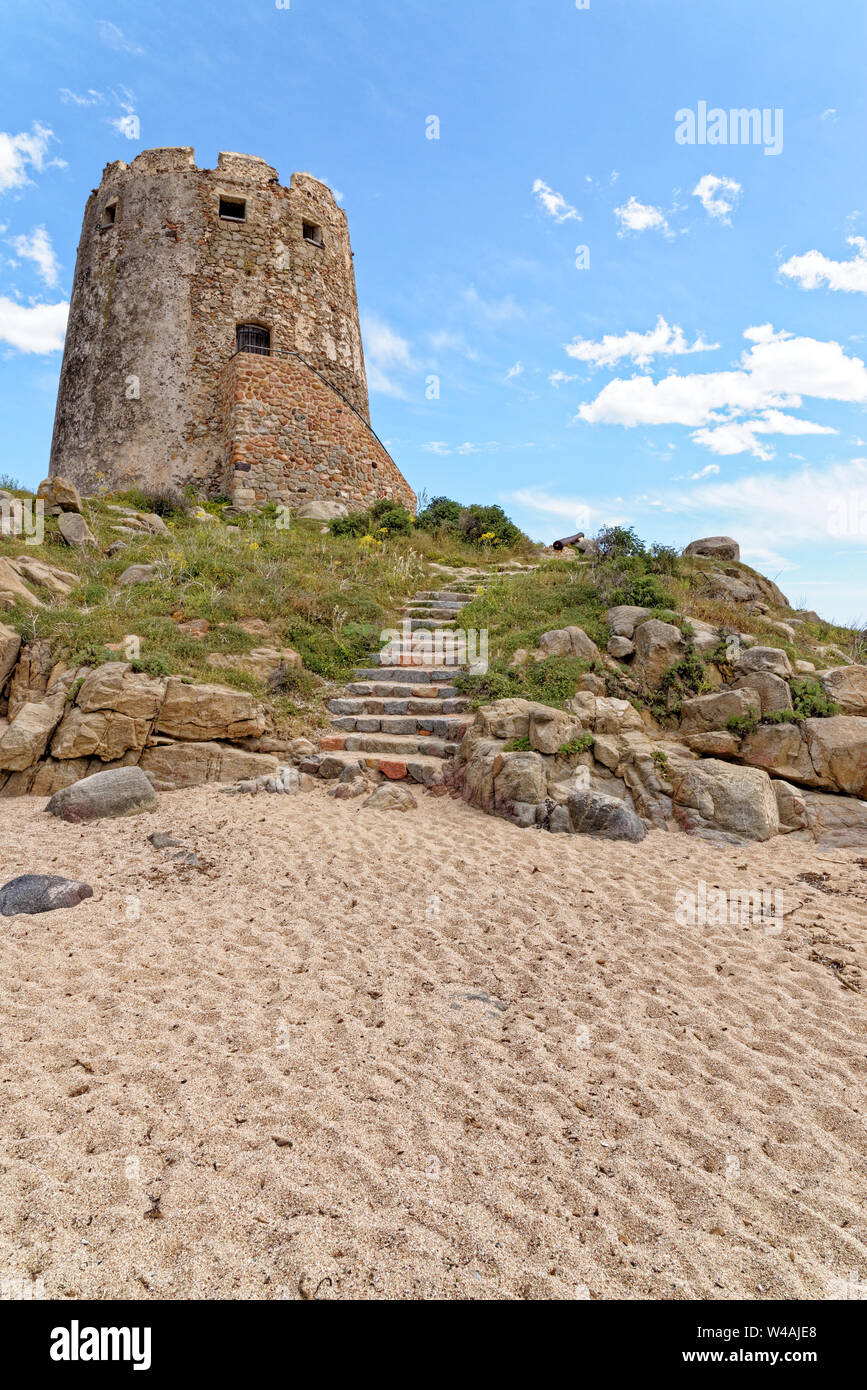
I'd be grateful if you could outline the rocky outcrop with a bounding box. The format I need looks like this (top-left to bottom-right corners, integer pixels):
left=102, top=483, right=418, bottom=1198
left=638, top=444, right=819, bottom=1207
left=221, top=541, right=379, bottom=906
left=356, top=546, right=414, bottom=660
left=684, top=536, right=740, bottom=562
left=669, top=758, right=780, bottom=842
left=817, top=664, right=867, bottom=716
left=632, top=619, right=685, bottom=688
left=140, top=742, right=279, bottom=790
left=156, top=679, right=267, bottom=742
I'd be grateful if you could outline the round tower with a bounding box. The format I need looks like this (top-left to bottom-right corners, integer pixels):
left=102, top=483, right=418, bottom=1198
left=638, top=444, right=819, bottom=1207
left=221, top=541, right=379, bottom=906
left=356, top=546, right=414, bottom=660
left=49, top=148, right=414, bottom=512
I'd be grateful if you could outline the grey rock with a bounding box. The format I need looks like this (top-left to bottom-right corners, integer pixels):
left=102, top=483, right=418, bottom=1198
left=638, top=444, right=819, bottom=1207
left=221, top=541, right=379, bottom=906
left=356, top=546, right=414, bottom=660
left=566, top=788, right=647, bottom=841
left=57, top=511, right=97, bottom=548
left=684, top=535, right=740, bottom=562
left=0, top=874, right=93, bottom=916
left=45, top=766, right=158, bottom=822
left=118, top=563, right=156, bottom=586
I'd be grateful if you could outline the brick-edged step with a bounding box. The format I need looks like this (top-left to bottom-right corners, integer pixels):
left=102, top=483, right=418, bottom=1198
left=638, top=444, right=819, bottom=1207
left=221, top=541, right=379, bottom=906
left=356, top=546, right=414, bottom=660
left=312, top=748, right=448, bottom=785
left=354, top=666, right=466, bottom=683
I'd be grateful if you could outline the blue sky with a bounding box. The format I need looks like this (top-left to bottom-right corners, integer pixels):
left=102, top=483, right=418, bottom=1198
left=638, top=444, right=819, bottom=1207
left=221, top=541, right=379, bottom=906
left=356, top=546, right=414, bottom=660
left=3, top=0, right=867, bottom=621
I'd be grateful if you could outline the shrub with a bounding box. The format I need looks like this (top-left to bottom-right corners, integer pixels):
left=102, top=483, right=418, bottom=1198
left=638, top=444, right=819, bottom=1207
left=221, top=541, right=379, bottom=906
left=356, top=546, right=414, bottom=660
left=726, top=712, right=760, bottom=737
left=331, top=510, right=374, bottom=538
left=595, top=525, right=645, bottom=560
left=790, top=677, right=839, bottom=718
left=558, top=732, right=594, bottom=756
left=503, top=736, right=531, bottom=752
left=415, top=495, right=463, bottom=530
left=611, top=573, right=676, bottom=609
left=413, top=495, right=527, bottom=548
left=124, top=484, right=188, bottom=517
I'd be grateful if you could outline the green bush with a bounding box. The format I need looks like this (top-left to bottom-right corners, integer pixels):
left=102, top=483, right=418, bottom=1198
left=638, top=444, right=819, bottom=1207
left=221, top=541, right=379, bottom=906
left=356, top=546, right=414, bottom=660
left=790, top=677, right=839, bottom=718
left=503, top=736, right=531, bottom=752
left=413, top=495, right=527, bottom=548
left=611, top=573, right=676, bottom=609
left=558, top=732, right=594, bottom=756
left=595, top=525, right=645, bottom=560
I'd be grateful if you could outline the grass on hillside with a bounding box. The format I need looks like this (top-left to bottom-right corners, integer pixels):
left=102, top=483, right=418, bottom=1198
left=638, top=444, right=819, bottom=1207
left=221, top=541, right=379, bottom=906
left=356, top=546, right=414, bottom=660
left=0, top=488, right=534, bottom=737
left=453, top=548, right=862, bottom=722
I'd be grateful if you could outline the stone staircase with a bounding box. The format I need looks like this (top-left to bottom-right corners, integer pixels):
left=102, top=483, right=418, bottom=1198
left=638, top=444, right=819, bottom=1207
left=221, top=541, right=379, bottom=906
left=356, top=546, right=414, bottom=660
left=307, top=565, right=537, bottom=785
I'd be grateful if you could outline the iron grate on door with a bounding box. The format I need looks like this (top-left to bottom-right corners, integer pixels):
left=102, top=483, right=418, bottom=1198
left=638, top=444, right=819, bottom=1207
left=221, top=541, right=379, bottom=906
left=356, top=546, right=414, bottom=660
left=236, top=324, right=271, bottom=356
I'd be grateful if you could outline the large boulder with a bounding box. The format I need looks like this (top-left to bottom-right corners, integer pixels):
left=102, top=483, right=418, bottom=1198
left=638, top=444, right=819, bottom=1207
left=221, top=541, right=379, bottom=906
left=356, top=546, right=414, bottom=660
left=362, top=783, right=416, bottom=812
left=294, top=500, right=349, bottom=521
left=733, top=670, right=793, bottom=716
left=670, top=758, right=780, bottom=841
left=494, top=751, right=548, bottom=811
left=632, top=619, right=685, bottom=688
left=680, top=688, right=760, bottom=734
left=156, top=678, right=267, bottom=742
left=803, top=716, right=867, bottom=797
left=75, top=662, right=166, bottom=720
left=527, top=705, right=586, bottom=756
left=207, top=646, right=303, bottom=680
left=46, top=766, right=158, bottom=822
left=37, top=476, right=83, bottom=512
left=816, top=665, right=867, bottom=717
left=734, top=645, right=793, bottom=679
left=801, top=788, right=867, bottom=848
left=139, top=742, right=279, bottom=790
left=50, top=708, right=151, bottom=762
left=740, top=722, right=817, bottom=786
left=57, top=511, right=97, bottom=548
left=536, top=626, right=601, bottom=662
left=605, top=606, right=652, bottom=639
left=684, top=536, right=740, bottom=562
left=566, top=788, right=646, bottom=841
left=0, top=697, right=65, bottom=771
left=473, top=699, right=536, bottom=743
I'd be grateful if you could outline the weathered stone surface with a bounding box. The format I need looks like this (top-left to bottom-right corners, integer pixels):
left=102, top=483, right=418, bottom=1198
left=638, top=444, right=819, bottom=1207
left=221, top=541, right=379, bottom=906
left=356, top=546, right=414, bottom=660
left=680, top=688, right=760, bottom=734
left=684, top=730, right=742, bottom=758
left=566, top=788, right=646, bottom=841
left=739, top=722, right=816, bottom=786
left=473, top=698, right=535, bottom=742
left=607, top=635, right=635, bottom=659
left=37, top=476, right=83, bottom=512
left=816, top=664, right=867, bottom=717
left=733, top=670, right=793, bottom=716
left=46, top=766, right=158, bottom=821
left=0, top=556, right=43, bottom=609
left=528, top=706, right=585, bottom=756
left=682, top=616, right=722, bottom=655
left=670, top=758, right=780, bottom=841
left=804, top=716, right=867, bottom=797
left=57, top=511, right=97, bottom=548
left=632, top=619, right=685, bottom=688
left=494, top=752, right=548, bottom=810
left=6, top=641, right=56, bottom=717
left=684, top=535, right=740, bottom=562
left=0, top=874, right=93, bottom=916
left=0, top=697, right=65, bottom=771
left=0, top=623, right=21, bottom=690
left=800, top=788, right=867, bottom=847
left=593, top=697, right=645, bottom=735
left=294, top=500, right=349, bottom=520
left=537, top=626, right=600, bottom=662
left=207, top=646, right=303, bottom=680
left=605, top=606, right=652, bottom=638
left=156, top=678, right=266, bottom=741
left=773, top=780, right=809, bottom=834
left=140, top=742, right=279, bottom=790
left=363, top=783, right=416, bottom=812
left=734, top=645, right=793, bottom=679
left=50, top=708, right=150, bottom=762
left=118, top=563, right=156, bottom=585
left=75, top=662, right=166, bottom=720
left=11, top=557, right=78, bottom=597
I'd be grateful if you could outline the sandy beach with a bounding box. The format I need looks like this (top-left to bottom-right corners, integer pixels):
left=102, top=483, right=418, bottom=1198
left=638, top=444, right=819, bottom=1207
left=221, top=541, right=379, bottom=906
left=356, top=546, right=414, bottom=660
left=0, top=784, right=865, bottom=1301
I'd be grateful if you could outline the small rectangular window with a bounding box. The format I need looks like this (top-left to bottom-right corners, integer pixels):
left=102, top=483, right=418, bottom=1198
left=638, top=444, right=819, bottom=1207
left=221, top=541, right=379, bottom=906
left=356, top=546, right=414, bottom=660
left=101, top=202, right=117, bottom=228
left=302, top=221, right=323, bottom=246
left=219, top=197, right=246, bottom=221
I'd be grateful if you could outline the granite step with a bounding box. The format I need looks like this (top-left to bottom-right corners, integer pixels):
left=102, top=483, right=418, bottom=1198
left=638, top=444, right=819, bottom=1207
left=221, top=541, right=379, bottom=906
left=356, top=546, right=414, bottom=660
left=329, top=713, right=471, bottom=738
left=320, top=731, right=460, bottom=758
left=309, top=748, right=449, bottom=785
left=353, top=666, right=466, bottom=684
left=329, top=696, right=469, bottom=716
left=345, top=681, right=460, bottom=699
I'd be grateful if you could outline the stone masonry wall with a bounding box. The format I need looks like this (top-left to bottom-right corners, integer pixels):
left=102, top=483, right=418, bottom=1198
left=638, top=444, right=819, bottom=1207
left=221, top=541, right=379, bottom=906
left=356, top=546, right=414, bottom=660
left=223, top=353, right=416, bottom=511
left=50, top=147, right=414, bottom=509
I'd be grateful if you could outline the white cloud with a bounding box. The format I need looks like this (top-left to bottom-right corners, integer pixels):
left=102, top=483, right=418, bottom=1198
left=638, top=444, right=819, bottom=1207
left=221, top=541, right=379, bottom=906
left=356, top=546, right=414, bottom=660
left=97, top=21, right=144, bottom=55
left=549, top=369, right=579, bottom=387
left=507, top=487, right=598, bottom=530
left=532, top=178, right=580, bottom=223
left=614, top=196, right=670, bottom=237
left=504, top=361, right=523, bottom=381
left=0, top=296, right=68, bottom=353
left=362, top=314, right=414, bottom=396
left=779, top=236, right=867, bottom=295
left=576, top=324, right=867, bottom=455
left=59, top=88, right=105, bottom=106
left=9, top=226, right=59, bottom=286
left=462, top=285, right=524, bottom=323
left=565, top=315, right=718, bottom=369
left=421, top=441, right=451, bottom=455
left=692, top=173, right=741, bottom=224
left=674, top=459, right=867, bottom=549
left=819, top=108, right=838, bottom=122
left=0, top=123, right=62, bottom=194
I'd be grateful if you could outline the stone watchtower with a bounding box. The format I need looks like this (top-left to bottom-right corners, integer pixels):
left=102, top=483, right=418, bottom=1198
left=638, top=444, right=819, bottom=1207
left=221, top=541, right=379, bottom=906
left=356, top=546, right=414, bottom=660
left=49, top=147, right=415, bottom=513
